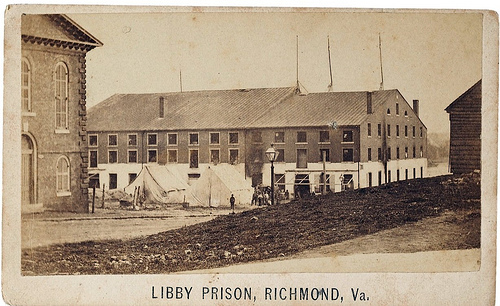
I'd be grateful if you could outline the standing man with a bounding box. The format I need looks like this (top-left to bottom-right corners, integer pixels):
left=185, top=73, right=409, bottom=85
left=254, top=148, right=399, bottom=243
left=230, top=194, right=236, bottom=214
left=252, top=189, right=258, bottom=205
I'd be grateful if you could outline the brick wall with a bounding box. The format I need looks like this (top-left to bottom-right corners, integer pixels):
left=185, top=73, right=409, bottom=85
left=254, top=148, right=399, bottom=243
left=91, top=129, right=248, bottom=166
left=22, top=41, right=89, bottom=212
left=360, top=90, right=427, bottom=164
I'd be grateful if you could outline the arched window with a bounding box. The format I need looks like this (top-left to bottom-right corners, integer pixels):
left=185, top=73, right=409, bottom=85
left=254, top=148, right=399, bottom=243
left=56, top=156, right=71, bottom=195
left=21, top=58, right=31, bottom=112
left=54, top=62, right=69, bottom=130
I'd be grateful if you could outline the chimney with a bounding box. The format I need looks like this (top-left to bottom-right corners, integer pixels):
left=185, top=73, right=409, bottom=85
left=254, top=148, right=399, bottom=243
left=159, top=96, right=165, bottom=118
left=412, top=99, right=419, bottom=117
left=367, top=92, right=373, bottom=114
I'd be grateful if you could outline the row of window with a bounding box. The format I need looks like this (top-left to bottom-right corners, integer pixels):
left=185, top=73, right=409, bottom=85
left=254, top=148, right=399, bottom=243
left=367, top=167, right=424, bottom=187
left=99, top=166, right=425, bottom=191
left=92, top=139, right=422, bottom=166
left=22, top=58, right=70, bottom=131
left=367, top=146, right=424, bottom=161
left=89, top=130, right=354, bottom=148
left=89, top=148, right=241, bottom=168
left=90, top=147, right=356, bottom=168
left=89, top=132, right=240, bottom=147
left=257, top=130, right=345, bottom=144
left=367, top=123, right=423, bottom=138
left=254, top=147, right=354, bottom=165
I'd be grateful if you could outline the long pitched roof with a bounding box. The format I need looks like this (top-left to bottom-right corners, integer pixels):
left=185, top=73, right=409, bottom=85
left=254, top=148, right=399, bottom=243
left=88, top=87, right=295, bottom=131
left=250, top=90, right=392, bottom=128
left=88, top=87, right=396, bottom=132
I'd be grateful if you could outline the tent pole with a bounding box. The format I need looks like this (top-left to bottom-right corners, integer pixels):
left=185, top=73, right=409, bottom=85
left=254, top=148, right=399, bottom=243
left=322, top=151, right=327, bottom=195
left=132, top=186, right=137, bottom=210
left=91, top=185, right=96, bottom=214
left=101, top=183, right=105, bottom=208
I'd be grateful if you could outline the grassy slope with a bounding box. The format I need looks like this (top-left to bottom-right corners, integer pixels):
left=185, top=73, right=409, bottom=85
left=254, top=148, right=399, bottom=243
left=22, top=173, right=480, bottom=275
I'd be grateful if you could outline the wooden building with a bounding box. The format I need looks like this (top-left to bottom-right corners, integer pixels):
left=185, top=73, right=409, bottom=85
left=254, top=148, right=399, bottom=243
left=445, top=80, right=482, bottom=174
left=21, top=14, right=102, bottom=212
left=87, top=87, right=427, bottom=197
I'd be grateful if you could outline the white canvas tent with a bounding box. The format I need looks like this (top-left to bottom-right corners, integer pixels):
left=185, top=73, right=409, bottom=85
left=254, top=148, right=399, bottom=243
left=124, top=165, right=189, bottom=204
left=188, top=165, right=253, bottom=207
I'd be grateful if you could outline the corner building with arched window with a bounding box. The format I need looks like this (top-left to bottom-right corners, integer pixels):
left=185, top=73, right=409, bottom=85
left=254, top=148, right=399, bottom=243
left=21, top=14, right=102, bottom=212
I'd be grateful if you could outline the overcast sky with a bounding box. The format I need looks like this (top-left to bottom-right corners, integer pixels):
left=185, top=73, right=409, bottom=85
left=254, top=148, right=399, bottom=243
left=70, top=10, right=482, bottom=135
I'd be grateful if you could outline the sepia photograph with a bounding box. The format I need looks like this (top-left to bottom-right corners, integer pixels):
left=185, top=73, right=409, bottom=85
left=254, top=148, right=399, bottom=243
left=3, top=4, right=498, bottom=305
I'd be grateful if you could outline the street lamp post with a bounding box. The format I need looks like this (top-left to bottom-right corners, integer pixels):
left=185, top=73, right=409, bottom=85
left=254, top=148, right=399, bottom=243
left=265, top=144, right=279, bottom=206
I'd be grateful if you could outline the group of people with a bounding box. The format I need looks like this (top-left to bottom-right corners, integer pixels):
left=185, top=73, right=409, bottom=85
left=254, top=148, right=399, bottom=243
left=251, top=186, right=290, bottom=206
left=232, top=184, right=333, bottom=210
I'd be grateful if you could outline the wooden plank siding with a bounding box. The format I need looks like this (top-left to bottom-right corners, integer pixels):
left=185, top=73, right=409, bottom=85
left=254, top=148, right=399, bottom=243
left=445, top=80, right=481, bottom=175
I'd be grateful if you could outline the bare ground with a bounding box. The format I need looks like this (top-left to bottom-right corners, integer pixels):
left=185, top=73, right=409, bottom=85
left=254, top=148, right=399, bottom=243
left=298, top=208, right=480, bottom=257
left=188, top=211, right=480, bottom=273
left=21, top=206, right=240, bottom=249
left=21, top=172, right=480, bottom=275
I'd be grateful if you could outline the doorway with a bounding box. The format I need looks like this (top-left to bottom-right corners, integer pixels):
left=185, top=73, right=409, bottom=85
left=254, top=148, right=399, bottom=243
left=294, top=174, right=310, bottom=198
left=21, top=134, right=36, bottom=205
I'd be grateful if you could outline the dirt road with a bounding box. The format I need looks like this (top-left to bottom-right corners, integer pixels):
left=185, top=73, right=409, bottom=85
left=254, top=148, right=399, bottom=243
left=21, top=207, right=241, bottom=249
left=22, top=215, right=212, bottom=249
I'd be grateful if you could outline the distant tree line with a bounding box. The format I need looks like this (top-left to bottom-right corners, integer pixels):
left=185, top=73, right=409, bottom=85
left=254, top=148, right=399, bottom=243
left=427, top=133, right=450, bottom=165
